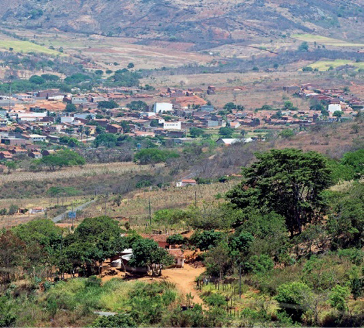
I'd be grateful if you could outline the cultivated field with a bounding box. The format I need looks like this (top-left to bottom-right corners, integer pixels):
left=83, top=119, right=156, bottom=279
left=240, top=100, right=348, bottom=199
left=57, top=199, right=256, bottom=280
left=307, top=60, right=364, bottom=71
left=292, top=34, right=364, bottom=47
left=0, top=39, right=63, bottom=55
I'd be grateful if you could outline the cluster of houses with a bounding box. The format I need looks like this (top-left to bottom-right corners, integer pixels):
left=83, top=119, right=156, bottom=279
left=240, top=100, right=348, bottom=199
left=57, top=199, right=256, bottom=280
left=0, top=82, right=361, bottom=163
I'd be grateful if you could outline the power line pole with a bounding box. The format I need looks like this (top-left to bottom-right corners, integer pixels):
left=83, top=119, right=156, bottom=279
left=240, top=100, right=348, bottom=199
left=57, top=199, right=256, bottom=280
left=104, top=193, right=108, bottom=216
left=148, top=197, right=151, bottom=226
left=194, top=190, right=197, bottom=207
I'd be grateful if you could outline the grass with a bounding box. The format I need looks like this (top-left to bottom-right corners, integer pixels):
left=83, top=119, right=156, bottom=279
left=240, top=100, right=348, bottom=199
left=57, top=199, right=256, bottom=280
left=307, top=60, right=364, bottom=71
left=292, top=34, right=364, bottom=47
left=0, top=40, right=63, bottom=55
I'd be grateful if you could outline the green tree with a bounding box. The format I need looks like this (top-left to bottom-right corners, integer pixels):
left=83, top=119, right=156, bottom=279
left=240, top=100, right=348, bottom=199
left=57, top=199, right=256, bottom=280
left=126, top=100, right=148, bottom=111
left=218, top=127, right=234, bottom=138
left=298, top=42, right=309, bottom=52
left=223, top=102, right=237, bottom=111
left=166, top=234, right=185, bottom=245
left=92, top=313, right=136, bottom=327
left=134, top=149, right=179, bottom=165
left=279, top=129, right=294, bottom=139
left=38, top=149, right=85, bottom=170
left=227, top=149, right=332, bottom=235
left=65, top=103, right=77, bottom=112
left=190, top=230, right=223, bottom=251
left=190, top=127, right=204, bottom=138
left=329, top=285, right=350, bottom=312
left=275, top=282, right=312, bottom=322
left=94, top=133, right=118, bottom=148
left=129, top=238, right=173, bottom=276
left=5, top=161, right=16, bottom=174
left=97, top=100, right=118, bottom=109
left=29, top=75, right=45, bottom=85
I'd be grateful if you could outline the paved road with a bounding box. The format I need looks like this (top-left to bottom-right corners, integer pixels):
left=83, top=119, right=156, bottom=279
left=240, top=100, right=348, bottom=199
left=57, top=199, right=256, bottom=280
left=52, top=199, right=95, bottom=223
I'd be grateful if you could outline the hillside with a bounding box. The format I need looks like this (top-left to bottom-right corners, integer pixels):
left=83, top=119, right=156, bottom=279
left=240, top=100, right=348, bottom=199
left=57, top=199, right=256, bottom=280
left=0, top=0, right=363, bottom=48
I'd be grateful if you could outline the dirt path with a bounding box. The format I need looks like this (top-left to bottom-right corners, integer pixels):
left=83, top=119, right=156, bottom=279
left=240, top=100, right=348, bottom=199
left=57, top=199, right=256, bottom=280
left=162, top=264, right=205, bottom=305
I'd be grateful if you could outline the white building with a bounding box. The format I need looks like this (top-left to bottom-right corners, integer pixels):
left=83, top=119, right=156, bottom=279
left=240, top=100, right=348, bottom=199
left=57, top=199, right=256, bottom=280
left=163, top=122, right=181, bottom=130
left=61, top=116, right=75, bottom=124
left=153, top=103, right=173, bottom=114
left=328, top=103, right=342, bottom=113
left=29, top=134, right=47, bottom=143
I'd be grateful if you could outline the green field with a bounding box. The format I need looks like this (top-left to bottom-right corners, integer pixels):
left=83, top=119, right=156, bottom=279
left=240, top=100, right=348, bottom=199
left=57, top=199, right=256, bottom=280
left=292, top=34, right=364, bottom=47
left=307, top=59, right=364, bottom=71
left=0, top=40, right=63, bottom=55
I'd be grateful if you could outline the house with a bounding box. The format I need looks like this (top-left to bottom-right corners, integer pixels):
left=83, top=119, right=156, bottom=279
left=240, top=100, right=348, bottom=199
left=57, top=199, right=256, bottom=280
left=107, top=124, right=123, bottom=134
left=28, top=134, right=47, bottom=143
left=153, top=103, right=173, bottom=114
left=168, top=249, right=185, bottom=268
left=176, top=179, right=197, bottom=187
left=71, top=96, right=87, bottom=105
left=28, top=151, right=42, bottom=159
left=29, top=207, right=45, bottom=214
left=0, top=151, right=13, bottom=160
left=216, top=138, right=243, bottom=146
left=328, top=103, right=342, bottom=113
left=163, top=122, right=182, bottom=130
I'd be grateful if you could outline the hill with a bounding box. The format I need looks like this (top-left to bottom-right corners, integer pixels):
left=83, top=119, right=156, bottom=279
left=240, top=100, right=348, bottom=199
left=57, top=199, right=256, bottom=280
left=0, top=0, right=363, bottom=48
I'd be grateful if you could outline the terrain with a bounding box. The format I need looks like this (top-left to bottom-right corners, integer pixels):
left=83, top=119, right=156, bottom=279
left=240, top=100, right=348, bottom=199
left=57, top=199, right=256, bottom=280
left=0, top=0, right=363, bottom=48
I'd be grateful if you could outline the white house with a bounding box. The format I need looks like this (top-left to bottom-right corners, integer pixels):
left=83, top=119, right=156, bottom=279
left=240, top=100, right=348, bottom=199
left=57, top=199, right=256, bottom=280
left=163, top=122, right=181, bottom=130
left=176, top=179, right=197, bottom=187
left=328, top=103, right=342, bottom=113
left=29, top=134, right=47, bottom=143
left=153, top=103, right=173, bottom=114
left=61, top=116, right=75, bottom=124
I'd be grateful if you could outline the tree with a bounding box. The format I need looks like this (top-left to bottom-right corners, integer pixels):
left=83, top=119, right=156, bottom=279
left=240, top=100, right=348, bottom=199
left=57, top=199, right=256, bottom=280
left=92, top=313, right=136, bottom=327
left=94, top=70, right=103, bottom=76
left=97, top=100, right=118, bottom=109
left=0, top=231, right=26, bottom=283
left=204, top=242, right=232, bottom=280
left=190, top=127, right=204, bottom=138
left=327, top=183, right=363, bottom=249
left=279, top=129, right=294, bottom=139
left=275, top=282, right=312, bottom=322
left=190, top=230, right=223, bottom=251
left=341, top=149, right=364, bottom=178
left=38, top=149, right=85, bottom=171
left=223, top=102, right=237, bottom=111
left=65, top=103, right=77, bottom=112
left=298, top=42, right=309, bottom=52
left=166, top=234, right=185, bottom=245
left=126, top=101, right=148, bottom=111
left=94, top=133, right=118, bottom=148
left=329, top=285, right=350, bottom=312
left=129, top=238, right=173, bottom=276
left=134, top=149, right=179, bottom=165
left=5, top=161, right=16, bottom=174
left=29, top=75, right=45, bottom=85
left=219, top=127, right=234, bottom=138
left=227, top=149, right=332, bottom=235
left=333, top=111, right=343, bottom=121
left=127, top=63, right=135, bottom=69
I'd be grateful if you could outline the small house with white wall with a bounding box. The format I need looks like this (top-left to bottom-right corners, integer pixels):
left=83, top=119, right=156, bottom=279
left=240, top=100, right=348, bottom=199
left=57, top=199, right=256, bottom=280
left=163, top=121, right=181, bottom=130
left=153, top=103, right=173, bottom=114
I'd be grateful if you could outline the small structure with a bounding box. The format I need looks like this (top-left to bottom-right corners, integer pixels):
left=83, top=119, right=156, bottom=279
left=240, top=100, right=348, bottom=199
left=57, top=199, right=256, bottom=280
left=176, top=179, right=197, bottom=187
left=168, top=249, right=185, bottom=268
left=29, top=207, right=45, bottom=214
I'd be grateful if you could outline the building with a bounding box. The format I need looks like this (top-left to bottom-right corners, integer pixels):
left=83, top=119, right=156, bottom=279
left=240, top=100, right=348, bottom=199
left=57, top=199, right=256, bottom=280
left=176, top=179, right=197, bottom=187
left=328, top=103, right=342, bottom=113
left=28, top=134, right=47, bottom=143
left=163, top=122, right=182, bottom=130
left=153, top=103, right=173, bottom=114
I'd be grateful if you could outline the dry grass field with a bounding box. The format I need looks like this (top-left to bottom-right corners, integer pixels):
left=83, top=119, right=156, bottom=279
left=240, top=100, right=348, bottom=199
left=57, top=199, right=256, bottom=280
left=0, top=162, right=160, bottom=185
left=82, top=180, right=239, bottom=222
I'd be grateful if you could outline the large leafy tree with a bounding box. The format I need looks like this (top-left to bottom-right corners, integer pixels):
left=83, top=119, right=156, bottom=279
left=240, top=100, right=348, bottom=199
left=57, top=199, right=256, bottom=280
left=129, top=238, right=173, bottom=276
left=227, top=149, right=332, bottom=235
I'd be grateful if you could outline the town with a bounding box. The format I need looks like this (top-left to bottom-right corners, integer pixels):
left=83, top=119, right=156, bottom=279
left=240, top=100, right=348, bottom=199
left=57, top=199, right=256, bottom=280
left=0, top=81, right=361, bottom=165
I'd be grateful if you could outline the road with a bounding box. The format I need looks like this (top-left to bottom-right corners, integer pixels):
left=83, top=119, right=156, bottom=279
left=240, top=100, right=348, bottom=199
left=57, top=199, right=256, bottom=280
left=52, top=199, right=95, bottom=223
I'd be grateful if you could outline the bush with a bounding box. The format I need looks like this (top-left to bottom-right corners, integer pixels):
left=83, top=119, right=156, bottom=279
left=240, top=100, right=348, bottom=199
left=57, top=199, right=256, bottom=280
left=204, top=293, right=227, bottom=307
left=134, top=149, right=179, bottom=165
left=92, top=313, right=136, bottom=327
left=246, top=255, right=274, bottom=274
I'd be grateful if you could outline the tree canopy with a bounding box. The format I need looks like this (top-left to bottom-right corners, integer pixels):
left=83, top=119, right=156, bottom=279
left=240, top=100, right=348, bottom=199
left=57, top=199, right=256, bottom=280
left=227, top=149, right=332, bottom=235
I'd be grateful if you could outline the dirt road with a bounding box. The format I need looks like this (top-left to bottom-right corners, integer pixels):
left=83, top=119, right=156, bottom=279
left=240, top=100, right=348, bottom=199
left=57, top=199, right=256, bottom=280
left=162, top=264, right=205, bottom=305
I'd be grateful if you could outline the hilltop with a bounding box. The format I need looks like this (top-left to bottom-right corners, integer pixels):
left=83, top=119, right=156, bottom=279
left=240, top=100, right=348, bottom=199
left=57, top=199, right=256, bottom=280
left=0, top=0, right=363, bottom=48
